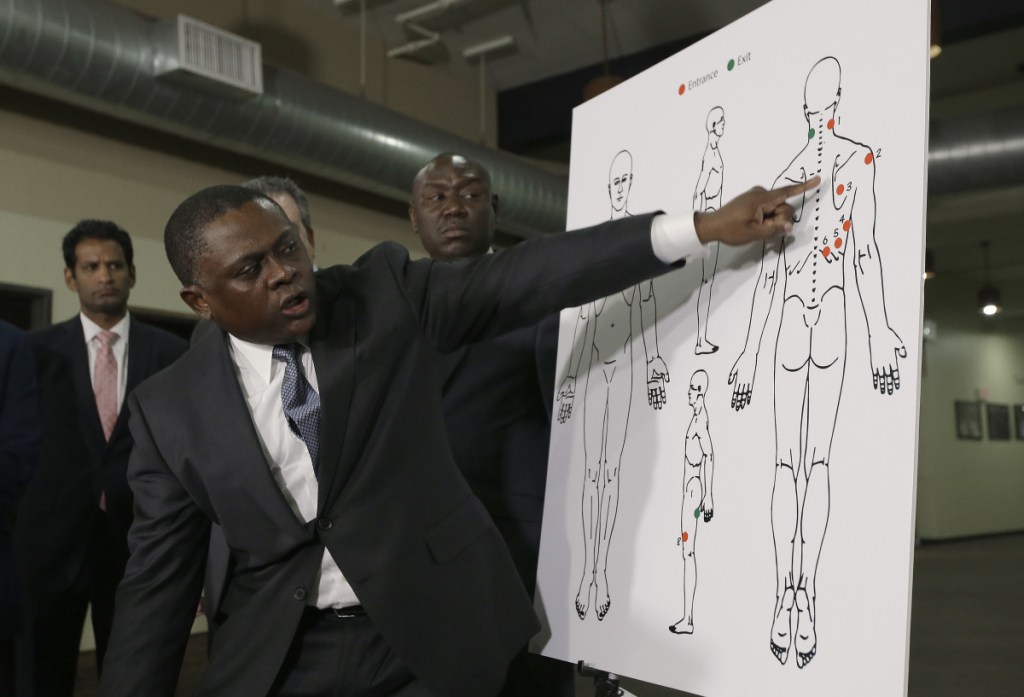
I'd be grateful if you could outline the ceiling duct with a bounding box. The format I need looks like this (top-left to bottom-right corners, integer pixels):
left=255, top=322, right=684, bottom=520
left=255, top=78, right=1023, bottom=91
left=0, top=0, right=567, bottom=238
left=152, top=15, right=264, bottom=98
left=927, top=105, right=1024, bottom=196
left=2, top=0, right=1023, bottom=240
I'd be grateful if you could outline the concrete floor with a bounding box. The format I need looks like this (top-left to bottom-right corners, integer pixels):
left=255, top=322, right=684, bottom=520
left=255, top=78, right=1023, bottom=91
left=74, top=533, right=1024, bottom=696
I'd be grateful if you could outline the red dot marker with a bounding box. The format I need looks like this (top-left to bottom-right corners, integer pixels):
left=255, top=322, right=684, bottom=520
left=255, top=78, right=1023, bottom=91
left=678, top=84, right=686, bottom=95
left=835, top=238, right=843, bottom=249
left=682, top=532, right=689, bottom=542
left=836, top=184, right=845, bottom=195
left=823, top=246, right=831, bottom=258
left=865, top=152, right=874, bottom=165
left=827, top=118, right=835, bottom=130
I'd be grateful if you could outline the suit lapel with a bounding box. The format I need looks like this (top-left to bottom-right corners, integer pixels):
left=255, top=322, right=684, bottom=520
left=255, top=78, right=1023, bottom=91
left=309, top=293, right=356, bottom=512
left=110, top=317, right=150, bottom=442
left=124, top=317, right=151, bottom=396
left=65, top=319, right=106, bottom=460
left=200, top=330, right=311, bottom=536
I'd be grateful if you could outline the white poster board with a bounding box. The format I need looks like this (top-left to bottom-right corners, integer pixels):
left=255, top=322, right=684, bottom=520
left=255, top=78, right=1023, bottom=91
left=533, top=1, right=929, bottom=695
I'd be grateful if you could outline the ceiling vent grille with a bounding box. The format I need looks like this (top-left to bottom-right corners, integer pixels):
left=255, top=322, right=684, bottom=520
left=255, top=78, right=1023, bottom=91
left=154, top=16, right=263, bottom=97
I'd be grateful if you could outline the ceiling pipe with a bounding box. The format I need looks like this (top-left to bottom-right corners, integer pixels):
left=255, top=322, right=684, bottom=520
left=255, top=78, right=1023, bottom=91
left=388, top=0, right=473, bottom=60
left=1, top=0, right=1023, bottom=241
left=0, top=0, right=566, bottom=238
left=385, top=23, right=441, bottom=59
left=928, top=105, right=1024, bottom=196
left=394, top=0, right=471, bottom=26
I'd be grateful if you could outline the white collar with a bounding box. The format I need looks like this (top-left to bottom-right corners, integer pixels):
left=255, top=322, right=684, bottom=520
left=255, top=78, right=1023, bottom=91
left=228, top=334, right=308, bottom=387
left=80, top=311, right=130, bottom=344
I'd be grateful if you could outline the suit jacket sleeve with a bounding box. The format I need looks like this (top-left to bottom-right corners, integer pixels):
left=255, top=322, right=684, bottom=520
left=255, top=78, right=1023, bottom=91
left=401, top=213, right=679, bottom=353
left=100, top=392, right=210, bottom=697
left=0, top=324, right=40, bottom=517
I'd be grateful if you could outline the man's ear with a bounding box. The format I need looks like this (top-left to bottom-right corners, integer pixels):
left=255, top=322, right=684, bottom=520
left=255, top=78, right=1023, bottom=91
left=63, top=267, right=77, bottom=293
left=128, top=265, right=137, bottom=289
left=180, top=285, right=212, bottom=320
left=491, top=193, right=500, bottom=218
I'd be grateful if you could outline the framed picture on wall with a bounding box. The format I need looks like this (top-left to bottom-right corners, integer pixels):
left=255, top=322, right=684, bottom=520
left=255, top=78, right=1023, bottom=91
left=1015, top=405, right=1024, bottom=440
left=987, top=404, right=1011, bottom=440
left=955, top=400, right=983, bottom=440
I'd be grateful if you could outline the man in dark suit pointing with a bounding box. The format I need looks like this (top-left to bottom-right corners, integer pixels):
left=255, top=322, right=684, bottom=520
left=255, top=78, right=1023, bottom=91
left=101, top=176, right=816, bottom=696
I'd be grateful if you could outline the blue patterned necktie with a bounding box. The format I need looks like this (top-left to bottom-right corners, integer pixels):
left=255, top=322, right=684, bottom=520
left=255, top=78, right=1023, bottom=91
left=273, top=343, right=322, bottom=479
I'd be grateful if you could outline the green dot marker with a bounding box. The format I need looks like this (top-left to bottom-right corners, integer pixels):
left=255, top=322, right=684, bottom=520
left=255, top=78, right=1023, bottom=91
left=694, top=506, right=702, bottom=519
left=808, top=127, right=816, bottom=139
left=727, top=58, right=735, bottom=71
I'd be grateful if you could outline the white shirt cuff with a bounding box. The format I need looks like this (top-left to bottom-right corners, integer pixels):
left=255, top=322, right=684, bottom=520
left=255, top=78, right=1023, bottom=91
left=650, top=212, right=708, bottom=264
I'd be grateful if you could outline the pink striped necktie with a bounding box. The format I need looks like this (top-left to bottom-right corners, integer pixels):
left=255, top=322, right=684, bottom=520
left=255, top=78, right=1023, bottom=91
left=94, top=330, right=119, bottom=441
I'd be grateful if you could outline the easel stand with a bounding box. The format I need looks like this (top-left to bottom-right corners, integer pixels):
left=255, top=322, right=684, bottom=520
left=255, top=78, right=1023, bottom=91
left=577, top=661, right=624, bottom=697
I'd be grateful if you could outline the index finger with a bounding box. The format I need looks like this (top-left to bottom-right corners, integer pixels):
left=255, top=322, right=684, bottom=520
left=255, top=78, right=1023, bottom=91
left=770, top=175, right=821, bottom=204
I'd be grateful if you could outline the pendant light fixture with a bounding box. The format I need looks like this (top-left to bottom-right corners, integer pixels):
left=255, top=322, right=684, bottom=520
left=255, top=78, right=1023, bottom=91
left=930, top=0, right=942, bottom=59
left=978, top=241, right=1002, bottom=316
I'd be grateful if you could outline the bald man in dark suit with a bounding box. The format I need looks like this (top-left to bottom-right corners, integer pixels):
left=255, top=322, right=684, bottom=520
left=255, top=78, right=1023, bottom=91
left=410, top=153, right=570, bottom=696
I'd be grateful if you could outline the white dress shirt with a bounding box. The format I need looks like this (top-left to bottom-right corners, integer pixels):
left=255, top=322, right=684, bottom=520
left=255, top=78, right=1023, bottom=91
left=81, top=312, right=131, bottom=411
left=651, top=211, right=708, bottom=263
left=227, top=335, right=358, bottom=609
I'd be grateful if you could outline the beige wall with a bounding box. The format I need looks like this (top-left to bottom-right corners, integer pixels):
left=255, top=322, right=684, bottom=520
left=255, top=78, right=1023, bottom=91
left=0, top=101, right=422, bottom=324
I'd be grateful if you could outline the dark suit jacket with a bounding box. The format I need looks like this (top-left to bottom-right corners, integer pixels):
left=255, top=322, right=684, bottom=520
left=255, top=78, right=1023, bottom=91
left=100, top=214, right=681, bottom=697
left=0, top=320, right=41, bottom=637
left=16, top=316, right=186, bottom=593
left=436, top=314, right=558, bottom=596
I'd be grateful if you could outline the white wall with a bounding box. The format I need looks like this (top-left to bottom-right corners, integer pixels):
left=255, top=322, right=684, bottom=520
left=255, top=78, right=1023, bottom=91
left=916, top=273, right=1024, bottom=539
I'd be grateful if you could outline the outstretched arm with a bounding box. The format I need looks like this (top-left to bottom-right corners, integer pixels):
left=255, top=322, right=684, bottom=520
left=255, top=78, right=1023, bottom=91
left=729, top=242, right=781, bottom=410
left=726, top=170, right=817, bottom=409
left=639, top=281, right=669, bottom=409
left=557, top=304, right=592, bottom=423
left=846, top=148, right=906, bottom=395
left=697, top=418, right=715, bottom=522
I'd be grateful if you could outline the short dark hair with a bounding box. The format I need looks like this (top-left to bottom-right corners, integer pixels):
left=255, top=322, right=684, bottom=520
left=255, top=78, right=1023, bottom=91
left=243, top=176, right=312, bottom=232
left=165, top=185, right=274, bottom=286
left=62, top=220, right=134, bottom=273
